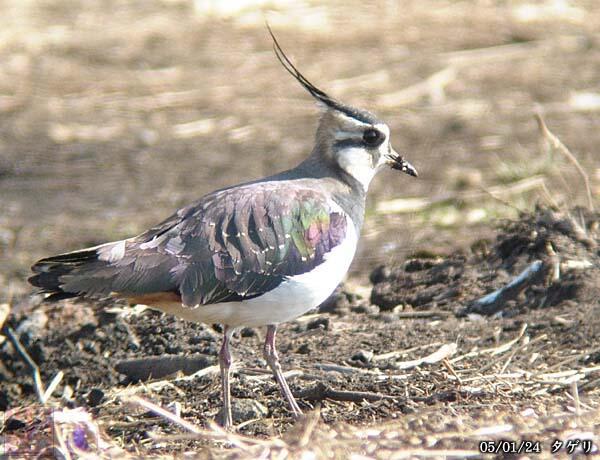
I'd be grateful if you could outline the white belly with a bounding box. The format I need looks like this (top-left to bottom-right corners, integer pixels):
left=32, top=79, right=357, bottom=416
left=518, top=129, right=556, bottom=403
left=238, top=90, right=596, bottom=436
left=146, top=217, right=358, bottom=327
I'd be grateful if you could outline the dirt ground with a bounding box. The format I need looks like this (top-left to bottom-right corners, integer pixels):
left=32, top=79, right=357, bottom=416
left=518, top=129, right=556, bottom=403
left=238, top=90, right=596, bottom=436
left=1, top=1, right=600, bottom=458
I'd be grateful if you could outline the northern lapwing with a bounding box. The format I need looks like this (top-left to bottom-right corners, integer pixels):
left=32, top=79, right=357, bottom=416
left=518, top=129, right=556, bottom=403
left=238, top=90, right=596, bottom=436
left=29, top=28, right=417, bottom=428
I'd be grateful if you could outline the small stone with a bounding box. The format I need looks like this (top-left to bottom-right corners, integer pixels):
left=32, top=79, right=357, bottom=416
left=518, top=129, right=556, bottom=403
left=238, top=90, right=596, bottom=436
left=369, top=265, right=391, bottom=284
left=231, top=399, right=268, bottom=423
left=404, top=259, right=437, bottom=272
left=69, top=323, right=97, bottom=341
left=241, top=327, right=256, bottom=337
left=87, top=388, right=104, bottom=407
left=166, top=401, right=181, bottom=418
left=377, top=313, right=399, bottom=323
left=351, top=349, right=374, bottom=363
left=306, top=317, right=329, bottom=331
left=83, top=341, right=99, bottom=355
left=351, top=304, right=380, bottom=315
left=392, top=304, right=405, bottom=314
left=5, top=417, right=26, bottom=431
left=296, top=343, right=311, bottom=354
left=28, top=341, right=46, bottom=364
left=98, top=311, right=118, bottom=325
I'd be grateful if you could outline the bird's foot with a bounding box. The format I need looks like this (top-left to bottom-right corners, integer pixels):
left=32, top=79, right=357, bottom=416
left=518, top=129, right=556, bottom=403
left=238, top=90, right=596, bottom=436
left=216, top=405, right=233, bottom=430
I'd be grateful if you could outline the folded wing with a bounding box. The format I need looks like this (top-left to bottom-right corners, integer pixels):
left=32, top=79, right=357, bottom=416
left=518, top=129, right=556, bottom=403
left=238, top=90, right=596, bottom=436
left=30, top=184, right=348, bottom=307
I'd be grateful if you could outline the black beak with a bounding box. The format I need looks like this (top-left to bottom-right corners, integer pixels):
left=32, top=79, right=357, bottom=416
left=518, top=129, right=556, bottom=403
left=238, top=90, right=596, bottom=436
left=387, top=148, right=418, bottom=177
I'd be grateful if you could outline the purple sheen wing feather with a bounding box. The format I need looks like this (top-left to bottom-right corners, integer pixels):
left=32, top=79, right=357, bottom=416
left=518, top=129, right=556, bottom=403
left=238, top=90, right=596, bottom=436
left=29, top=184, right=348, bottom=308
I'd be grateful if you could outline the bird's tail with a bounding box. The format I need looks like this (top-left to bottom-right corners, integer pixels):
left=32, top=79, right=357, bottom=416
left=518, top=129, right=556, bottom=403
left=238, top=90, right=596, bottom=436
left=29, top=243, right=117, bottom=301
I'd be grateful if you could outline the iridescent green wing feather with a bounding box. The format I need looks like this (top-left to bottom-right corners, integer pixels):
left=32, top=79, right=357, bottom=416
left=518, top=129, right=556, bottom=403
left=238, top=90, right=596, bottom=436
left=175, top=185, right=348, bottom=306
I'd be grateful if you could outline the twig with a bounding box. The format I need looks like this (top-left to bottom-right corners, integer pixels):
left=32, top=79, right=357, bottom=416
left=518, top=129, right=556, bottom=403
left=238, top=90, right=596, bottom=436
left=314, top=363, right=383, bottom=375
left=443, top=359, right=462, bottom=384
left=123, top=395, right=203, bottom=434
left=580, top=376, right=600, bottom=391
left=478, top=333, right=547, bottom=374
left=172, top=118, right=216, bottom=138
left=459, top=372, right=527, bottom=383
left=392, top=343, right=457, bottom=370
left=297, top=408, right=321, bottom=447
left=480, top=186, right=525, bottom=214
left=297, top=382, right=396, bottom=403
left=498, top=346, right=519, bottom=374
left=545, top=345, right=600, bottom=372
left=0, top=303, right=9, bottom=330
left=204, top=420, right=287, bottom=449
left=111, top=364, right=219, bottom=398
left=115, top=354, right=213, bottom=381
left=571, top=381, right=582, bottom=420
left=565, top=392, right=595, bottom=412
left=43, top=371, right=64, bottom=403
left=464, top=261, right=545, bottom=315
left=372, top=342, right=443, bottom=362
left=202, top=422, right=251, bottom=449
left=148, top=419, right=288, bottom=449
left=451, top=324, right=528, bottom=364
left=240, top=368, right=303, bottom=381
left=539, top=180, right=562, bottom=209
left=536, top=365, right=600, bottom=381
left=394, top=310, right=452, bottom=319
left=491, top=324, right=529, bottom=356
left=562, top=259, right=593, bottom=271
left=546, top=243, right=561, bottom=282
left=176, top=364, right=220, bottom=381
left=535, top=112, right=594, bottom=211
left=376, top=176, right=547, bottom=214
left=4, top=325, right=46, bottom=403
left=314, top=363, right=412, bottom=381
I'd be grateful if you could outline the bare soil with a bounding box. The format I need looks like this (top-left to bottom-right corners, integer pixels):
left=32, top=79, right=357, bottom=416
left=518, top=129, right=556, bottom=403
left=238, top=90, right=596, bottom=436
left=3, top=207, right=600, bottom=457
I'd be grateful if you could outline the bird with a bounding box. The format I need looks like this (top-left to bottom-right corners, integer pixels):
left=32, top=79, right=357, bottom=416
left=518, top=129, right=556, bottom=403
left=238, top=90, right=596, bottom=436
left=28, top=27, right=417, bottom=429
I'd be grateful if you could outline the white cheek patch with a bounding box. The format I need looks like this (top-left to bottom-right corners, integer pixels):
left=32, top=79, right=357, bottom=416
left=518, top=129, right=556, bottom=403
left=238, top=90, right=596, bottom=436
left=335, top=123, right=392, bottom=190
left=374, top=124, right=392, bottom=171
left=337, top=147, right=379, bottom=190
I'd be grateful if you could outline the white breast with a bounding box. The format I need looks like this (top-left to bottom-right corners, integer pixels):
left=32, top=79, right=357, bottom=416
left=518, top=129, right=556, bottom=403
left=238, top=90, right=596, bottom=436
left=148, top=212, right=359, bottom=328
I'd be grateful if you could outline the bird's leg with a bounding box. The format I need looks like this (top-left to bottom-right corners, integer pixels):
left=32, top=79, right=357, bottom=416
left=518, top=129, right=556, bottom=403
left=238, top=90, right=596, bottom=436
left=218, top=325, right=234, bottom=429
left=264, top=324, right=302, bottom=417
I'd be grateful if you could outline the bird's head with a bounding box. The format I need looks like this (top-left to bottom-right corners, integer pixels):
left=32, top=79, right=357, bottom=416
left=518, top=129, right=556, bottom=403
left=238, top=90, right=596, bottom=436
left=269, top=26, right=417, bottom=191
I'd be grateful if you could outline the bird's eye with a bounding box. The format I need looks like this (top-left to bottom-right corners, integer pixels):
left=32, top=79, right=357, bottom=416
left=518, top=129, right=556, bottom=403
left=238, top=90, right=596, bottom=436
left=363, top=128, right=384, bottom=147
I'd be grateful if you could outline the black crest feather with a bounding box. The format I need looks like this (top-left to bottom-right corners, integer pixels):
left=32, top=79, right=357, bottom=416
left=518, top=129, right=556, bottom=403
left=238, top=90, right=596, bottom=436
left=267, top=23, right=337, bottom=108
left=267, top=24, right=379, bottom=125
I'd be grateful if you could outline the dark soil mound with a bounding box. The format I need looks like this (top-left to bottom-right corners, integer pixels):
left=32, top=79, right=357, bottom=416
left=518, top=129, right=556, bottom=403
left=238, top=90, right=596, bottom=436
left=371, top=207, right=600, bottom=316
